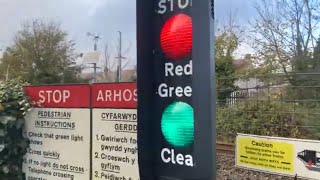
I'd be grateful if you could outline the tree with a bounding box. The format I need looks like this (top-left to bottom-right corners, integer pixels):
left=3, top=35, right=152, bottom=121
left=216, top=54, right=236, bottom=105
left=248, top=0, right=320, bottom=105
left=215, top=13, right=241, bottom=105
left=101, top=39, right=133, bottom=82
left=249, top=0, right=320, bottom=76
left=102, top=43, right=116, bottom=82
left=115, top=40, right=132, bottom=82
left=312, top=37, right=320, bottom=69
left=0, top=19, right=83, bottom=85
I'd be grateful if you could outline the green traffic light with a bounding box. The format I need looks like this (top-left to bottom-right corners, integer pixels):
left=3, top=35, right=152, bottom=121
left=161, top=101, right=194, bottom=148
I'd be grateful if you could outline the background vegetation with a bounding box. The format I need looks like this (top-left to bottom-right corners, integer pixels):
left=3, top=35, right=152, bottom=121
left=216, top=0, right=320, bottom=143
left=0, top=19, right=84, bottom=84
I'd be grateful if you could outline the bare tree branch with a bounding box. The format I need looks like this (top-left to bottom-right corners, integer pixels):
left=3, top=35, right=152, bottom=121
left=103, top=43, right=116, bottom=81
left=122, top=40, right=132, bottom=56
left=248, top=0, right=320, bottom=76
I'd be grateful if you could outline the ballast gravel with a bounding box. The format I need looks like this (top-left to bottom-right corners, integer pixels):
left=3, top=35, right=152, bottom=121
left=217, top=154, right=302, bottom=180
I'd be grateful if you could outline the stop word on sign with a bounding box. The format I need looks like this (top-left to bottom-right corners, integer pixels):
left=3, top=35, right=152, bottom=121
left=39, top=90, right=71, bottom=103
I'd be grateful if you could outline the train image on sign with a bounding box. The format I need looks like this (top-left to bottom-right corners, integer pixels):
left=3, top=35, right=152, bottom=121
left=297, top=150, right=320, bottom=172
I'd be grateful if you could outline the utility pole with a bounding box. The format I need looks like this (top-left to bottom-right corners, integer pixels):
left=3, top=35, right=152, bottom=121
left=87, top=32, right=101, bottom=83
left=92, top=41, right=98, bottom=83
left=115, top=31, right=126, bottom=82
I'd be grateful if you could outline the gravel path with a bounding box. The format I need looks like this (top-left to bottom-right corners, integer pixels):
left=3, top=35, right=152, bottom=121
left=217, top=154, right=301, bottom=180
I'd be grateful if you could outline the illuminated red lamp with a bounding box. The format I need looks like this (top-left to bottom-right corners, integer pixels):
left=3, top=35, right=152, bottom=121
left=160, top=13, right=192, bottom=61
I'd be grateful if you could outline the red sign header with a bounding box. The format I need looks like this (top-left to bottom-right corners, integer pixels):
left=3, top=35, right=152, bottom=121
left=92, top=83, right=137, bottom=108
left=23, top=85, right=90, bottom=108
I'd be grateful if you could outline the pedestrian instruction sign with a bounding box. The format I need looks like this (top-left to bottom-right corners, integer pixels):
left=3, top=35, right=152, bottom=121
left=236, top=133, right=320, bottom=179
left=23, top=85, right=91, bottom=180
left=22, top=83, right=139, bottom=180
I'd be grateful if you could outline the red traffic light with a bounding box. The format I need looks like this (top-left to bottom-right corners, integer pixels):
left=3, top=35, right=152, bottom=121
left=160, top=13, right=192, bottom=61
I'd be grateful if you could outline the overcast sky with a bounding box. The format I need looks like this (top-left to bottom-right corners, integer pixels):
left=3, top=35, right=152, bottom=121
left=0, top=0, right=257, bottom=69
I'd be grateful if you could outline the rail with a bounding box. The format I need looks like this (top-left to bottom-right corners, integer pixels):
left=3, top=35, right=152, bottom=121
left=216, top=142, right=235, bottom=155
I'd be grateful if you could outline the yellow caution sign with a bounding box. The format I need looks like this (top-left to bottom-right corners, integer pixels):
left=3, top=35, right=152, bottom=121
left=236, top=134, right=294, bottom=175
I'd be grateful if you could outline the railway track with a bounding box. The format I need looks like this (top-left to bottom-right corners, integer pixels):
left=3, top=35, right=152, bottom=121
left=216, top=142, right=235, bottom=155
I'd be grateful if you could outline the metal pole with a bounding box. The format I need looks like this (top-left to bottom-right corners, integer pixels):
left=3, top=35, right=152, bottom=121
left=94, top=42, right=97, bottom=51
left=93, top=35, right=98, bottom=83
left=93, top=63, right=97, bottom=83
left=136, top=0, right=155, bottom=179
left=119, top=31, right=122, bottom=82
left=192, top=0, right=216, bottom=179
left=117, top=31, right=122, bottom=82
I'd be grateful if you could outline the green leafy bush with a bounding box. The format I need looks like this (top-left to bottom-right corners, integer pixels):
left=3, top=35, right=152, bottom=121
left=217, top=98, right=316, bottom=143
left=0, top=79, right=31, bottom=179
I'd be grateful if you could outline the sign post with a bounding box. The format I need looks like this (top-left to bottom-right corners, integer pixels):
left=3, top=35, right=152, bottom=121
left=137, top=0, right=216, bottom=179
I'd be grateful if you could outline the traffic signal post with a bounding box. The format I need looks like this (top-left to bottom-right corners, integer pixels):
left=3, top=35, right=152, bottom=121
left=137, top=0, right=216, bottom=180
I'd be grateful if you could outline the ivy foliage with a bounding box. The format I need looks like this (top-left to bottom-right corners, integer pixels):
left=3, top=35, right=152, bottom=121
left=0, top=79, right=31, bottom=179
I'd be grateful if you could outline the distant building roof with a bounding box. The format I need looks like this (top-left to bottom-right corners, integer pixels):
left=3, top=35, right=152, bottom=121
left=80, top=69, right=136, bottom=82
left=233, top=59, right=252, bottom=70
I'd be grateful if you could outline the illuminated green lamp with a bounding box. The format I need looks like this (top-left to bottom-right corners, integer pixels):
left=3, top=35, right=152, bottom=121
left=161, top=101, right=194, bottom=147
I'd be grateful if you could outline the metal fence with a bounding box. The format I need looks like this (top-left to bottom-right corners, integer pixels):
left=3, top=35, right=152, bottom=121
left=216, top=73, right=320, bottom=143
